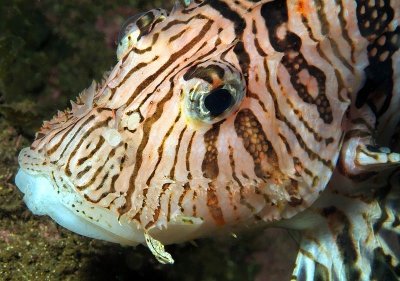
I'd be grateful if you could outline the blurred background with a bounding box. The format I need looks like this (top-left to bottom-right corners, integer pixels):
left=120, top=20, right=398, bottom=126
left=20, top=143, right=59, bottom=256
left=0, top=1, right=297, bottom=280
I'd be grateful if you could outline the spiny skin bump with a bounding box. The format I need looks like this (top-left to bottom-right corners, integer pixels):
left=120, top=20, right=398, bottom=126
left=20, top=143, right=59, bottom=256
left=17, top=0, right=400, bottom=278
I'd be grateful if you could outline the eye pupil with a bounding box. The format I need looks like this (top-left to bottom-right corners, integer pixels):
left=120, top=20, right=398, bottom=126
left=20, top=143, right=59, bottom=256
left=204, top=88, right=233, bottom=116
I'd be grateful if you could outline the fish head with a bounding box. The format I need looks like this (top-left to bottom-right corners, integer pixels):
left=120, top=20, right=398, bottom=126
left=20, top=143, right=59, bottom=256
left=15, top=1, right=344, bottom=249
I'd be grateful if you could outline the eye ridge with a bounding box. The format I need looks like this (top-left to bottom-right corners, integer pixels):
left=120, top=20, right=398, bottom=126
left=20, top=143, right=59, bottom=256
left=204, top=87, right=234, bottom=117
left=118, top=12, right=146, bottom=44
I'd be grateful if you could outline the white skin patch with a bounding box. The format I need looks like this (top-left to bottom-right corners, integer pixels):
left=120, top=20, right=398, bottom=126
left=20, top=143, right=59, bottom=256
left=102, top=128, right=122, bottom=147
left=262, top=182, right=291, bottom=204
left=119, top=111, right=141, bottom=130
left=127, top=112, right=141, bottom=130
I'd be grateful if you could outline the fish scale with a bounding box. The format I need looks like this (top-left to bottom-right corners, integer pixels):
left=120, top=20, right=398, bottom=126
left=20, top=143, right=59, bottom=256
left=15, top=0, right=400, bottom=279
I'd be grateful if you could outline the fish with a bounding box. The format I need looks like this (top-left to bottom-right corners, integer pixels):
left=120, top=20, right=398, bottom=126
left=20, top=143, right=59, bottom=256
left=15, top=0, right=400, bottom=279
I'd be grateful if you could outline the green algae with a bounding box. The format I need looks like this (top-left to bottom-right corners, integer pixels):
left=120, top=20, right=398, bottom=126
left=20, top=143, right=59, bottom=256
left=0, top=1, right=297, bottom=280
left=0, top=0, right=169, bottom=136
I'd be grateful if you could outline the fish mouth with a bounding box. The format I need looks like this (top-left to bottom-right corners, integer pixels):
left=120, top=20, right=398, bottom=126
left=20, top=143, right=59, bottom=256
left=15, top=147, right=145, bottom=246
left=15, top=147, right=211, bottom=246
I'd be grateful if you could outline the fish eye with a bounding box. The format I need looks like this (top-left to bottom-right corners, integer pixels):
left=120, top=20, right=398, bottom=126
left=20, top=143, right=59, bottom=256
left=181, top=62, right=245, bottom=125
left=117, top=12, right=146, bottom=46
left=116, top=9, right=167, bottom=60
left=204, top=86, right=234, bottom=117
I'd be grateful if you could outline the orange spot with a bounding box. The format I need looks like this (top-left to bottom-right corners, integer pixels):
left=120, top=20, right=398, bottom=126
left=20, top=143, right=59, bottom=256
left=211, top=75, right=224, bottom=88
left=297, top=0, right=312, bottom=16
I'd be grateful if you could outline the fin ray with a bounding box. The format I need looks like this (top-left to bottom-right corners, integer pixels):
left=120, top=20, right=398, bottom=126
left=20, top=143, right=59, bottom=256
left=291, top=170, right=400, bottom=281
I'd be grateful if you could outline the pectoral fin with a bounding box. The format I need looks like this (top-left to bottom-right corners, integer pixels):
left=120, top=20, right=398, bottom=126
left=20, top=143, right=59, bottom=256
left=290, top=171, right=400, bottom=281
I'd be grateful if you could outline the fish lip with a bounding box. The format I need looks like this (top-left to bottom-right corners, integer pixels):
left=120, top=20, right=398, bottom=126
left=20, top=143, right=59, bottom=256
left=15, top=167, right=145, bottom=245
left=15, top=150, right=217, bottom=246
left=15, top=147, right=146, bottom=245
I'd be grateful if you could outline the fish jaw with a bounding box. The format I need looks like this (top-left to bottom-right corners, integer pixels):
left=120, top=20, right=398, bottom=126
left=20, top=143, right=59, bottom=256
left=14, top=147, right=214, bottom=247
left=15, top=147, right=145, bottom=246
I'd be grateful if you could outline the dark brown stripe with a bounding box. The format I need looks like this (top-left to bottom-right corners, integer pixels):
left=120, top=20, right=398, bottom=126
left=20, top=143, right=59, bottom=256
left=119, top=79, right=176, bottom=216
left=280, top=52, right=333, bottom=124
left=233, top=41, right=251, bottom=82
left=207, top=183, right=225, bottom=225
left=47, top=115, right=95, bottom=157
left=278, top=133, right=292, bottom=154
left=161, top=14, right=208, bottom=32
left=94, top=172, right=110, bottom=192
left=119, top=55, right=159, bottom=86
left=335, top=0, right=355, bottom=62
left=145, top=183, right=171, bottom=229
left=314, top=0, right=354, bottom=72
left=254, top=37, right=267, bottom=57
left=182, top=5, right=199, bottom=14
left=44, top=119, right=77, bottom=152
left=299, top=13, right=318, bottom=43
left=227, top=146, right=242, bottom=212
left=186, top=132, right=196, bottom=180
left=294, top=157, right=315, bottom=179
left=207, top=0, right=246, bottom=35
left=315, top=43, right=349, bottom=103
left=192, top=190, right=197, bottom=217
left=170, top=126, right=187, bottom=178
left=77, top=166, right=91, bottom=180
left=65, top=118, right=111, bottom=176
left=202, top=123, right=221, bottom=179
left=120, top=32, right=160, bottom=65
left=321, top=206, right=361, bottom=279
left=169, top=29, right=187, bottom=43
left=228, top=145, right=256, bottom=212
left=77, top=165, right=103, bottom=190
left=76, top=147, right=116, bottom=191
left=77, top=136, right=105, bottom=166
left=285, top=98, right=323, bottom=143
left=252, top=19, right=267, bottom=57
left=109, top=174, right=119, bottom=193
left=178, top=182, right=190, bottom=212
left=264, top=59, right=334, bottom=170
left=145, top=112, right=181, bottom=186
left=248, top=91, right=268, bottom=112
left=167, top=192, right=172, bottom=221
left=124, top=19, right=214, bottom=107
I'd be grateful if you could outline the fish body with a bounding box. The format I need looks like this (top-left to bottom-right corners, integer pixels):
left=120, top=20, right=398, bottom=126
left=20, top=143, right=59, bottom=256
left=15, top=0, right=400, bottom=279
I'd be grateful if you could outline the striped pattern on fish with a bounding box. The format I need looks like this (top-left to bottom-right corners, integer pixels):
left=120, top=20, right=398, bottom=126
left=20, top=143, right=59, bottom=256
left=15, top=0, right=400, bottom=279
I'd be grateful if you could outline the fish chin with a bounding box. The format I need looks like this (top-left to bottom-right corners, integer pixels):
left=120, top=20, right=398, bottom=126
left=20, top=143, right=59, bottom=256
left=15, top=168, right=144, bottom=246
